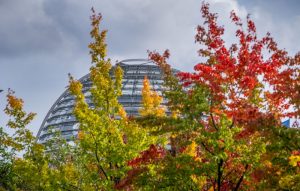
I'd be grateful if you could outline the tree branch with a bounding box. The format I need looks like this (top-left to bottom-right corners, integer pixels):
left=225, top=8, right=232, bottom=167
left=90, top=132, right=109, bottom=181
left=233, top=164, right=249, bottom=191
left=95, top=142, right=109, bottom=181
left=229, top=118, right=235, bottom=129
left=201, top=141, right=214, bottom=155
left=210, top=113, right=219, bottom=131
left=217, top=159, right=223, bottom=191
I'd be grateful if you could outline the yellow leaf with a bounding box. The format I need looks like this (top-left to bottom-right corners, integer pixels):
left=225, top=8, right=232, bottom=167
left=184, top=141, right=197, bottom=157
left=289, top=155, right=300, bottom=167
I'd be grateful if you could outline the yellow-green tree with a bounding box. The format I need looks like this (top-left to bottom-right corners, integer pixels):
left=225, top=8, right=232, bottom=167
left=0, top=90, right=49, bottom=191
left=0, top=90, right=79, bottom=191
left=68, top=9, right=158, bottom=190
left=139, top=76, right=165, bottom=117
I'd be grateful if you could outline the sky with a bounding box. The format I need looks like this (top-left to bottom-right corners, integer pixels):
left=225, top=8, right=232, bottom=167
left=1, top=0, right=300, bottom=135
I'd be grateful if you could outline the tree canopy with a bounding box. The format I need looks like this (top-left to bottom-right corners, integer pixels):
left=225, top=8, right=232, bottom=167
left=0, top=2, right=299, bottom=191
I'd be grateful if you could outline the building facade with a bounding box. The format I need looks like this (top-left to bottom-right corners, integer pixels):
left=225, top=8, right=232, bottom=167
left=37, top=59, right=177, bottom=143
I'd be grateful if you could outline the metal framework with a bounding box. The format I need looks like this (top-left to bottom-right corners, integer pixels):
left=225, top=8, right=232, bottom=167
left=37, top=59, right=178, bottom=143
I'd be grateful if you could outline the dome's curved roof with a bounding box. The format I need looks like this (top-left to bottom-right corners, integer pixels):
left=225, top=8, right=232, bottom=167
left=37, top=59, right=178, bottom=143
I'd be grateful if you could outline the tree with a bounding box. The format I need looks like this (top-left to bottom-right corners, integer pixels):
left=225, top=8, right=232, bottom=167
left=139, top=76, right=165, bottom=117
left=0, top=90, right=50, bottom=190
left=1, top=2, right=299, bottom=190
left=118, top=2, right=300, bottom=190
left=68, top=8, right=159, bottom=190
left=0, top=91, right=80, bottom=190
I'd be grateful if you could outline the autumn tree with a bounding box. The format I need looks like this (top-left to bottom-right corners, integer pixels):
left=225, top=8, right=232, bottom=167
left=68, top=9, right=159, bottom=190
left=118, top=2, right=300, bottom=190
left=0, top=90, right=44, bottom=190
left=0, top=9, right=162, bottom=191
left=1, top=3, right=299, bottom=191
left=139, top=76, right=165, bottom=117
left=0, top=91, right=74, bottom=190
left=1, top=90, right=82, bottom=190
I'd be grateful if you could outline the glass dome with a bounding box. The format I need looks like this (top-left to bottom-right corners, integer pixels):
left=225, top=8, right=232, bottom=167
left=37, top=59, right=178, bottom=143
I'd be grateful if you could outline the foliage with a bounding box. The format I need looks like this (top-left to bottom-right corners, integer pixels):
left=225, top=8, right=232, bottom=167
left=67, top=8, right=158, bottom=190
left=0, top=90, right=82, bottom=191
left=139, top=76, right=165, bottom=117
left=118, top=2, right=300, bottom=191
left=1, top=2, right=299, bottom=191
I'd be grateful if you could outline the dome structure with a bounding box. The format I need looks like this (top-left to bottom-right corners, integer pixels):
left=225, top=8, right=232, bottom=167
left=37, top=59, right=178, bottom=143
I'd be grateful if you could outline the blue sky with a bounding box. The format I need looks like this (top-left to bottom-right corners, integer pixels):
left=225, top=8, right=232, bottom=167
left=1, top=0, right=300, bottom=135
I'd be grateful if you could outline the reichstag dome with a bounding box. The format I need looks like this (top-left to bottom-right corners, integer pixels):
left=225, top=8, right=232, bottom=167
left=37, top=59, right=177, bottom=143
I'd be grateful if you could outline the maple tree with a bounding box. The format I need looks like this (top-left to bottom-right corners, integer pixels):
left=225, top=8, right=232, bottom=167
left=139, top=76, right=165, bottom=117
left=1, top=2, right=299, bottom=191
left=0, top=90, right=77, bottom=190
left=0, top=8, right=161, bottom=191
left=118, top=2, right=300, bottom=190
left=67, top=8, right=159, bottom=190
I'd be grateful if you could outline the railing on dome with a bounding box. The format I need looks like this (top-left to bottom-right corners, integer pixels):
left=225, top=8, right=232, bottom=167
left=118, top=59, right=153, bottom=65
